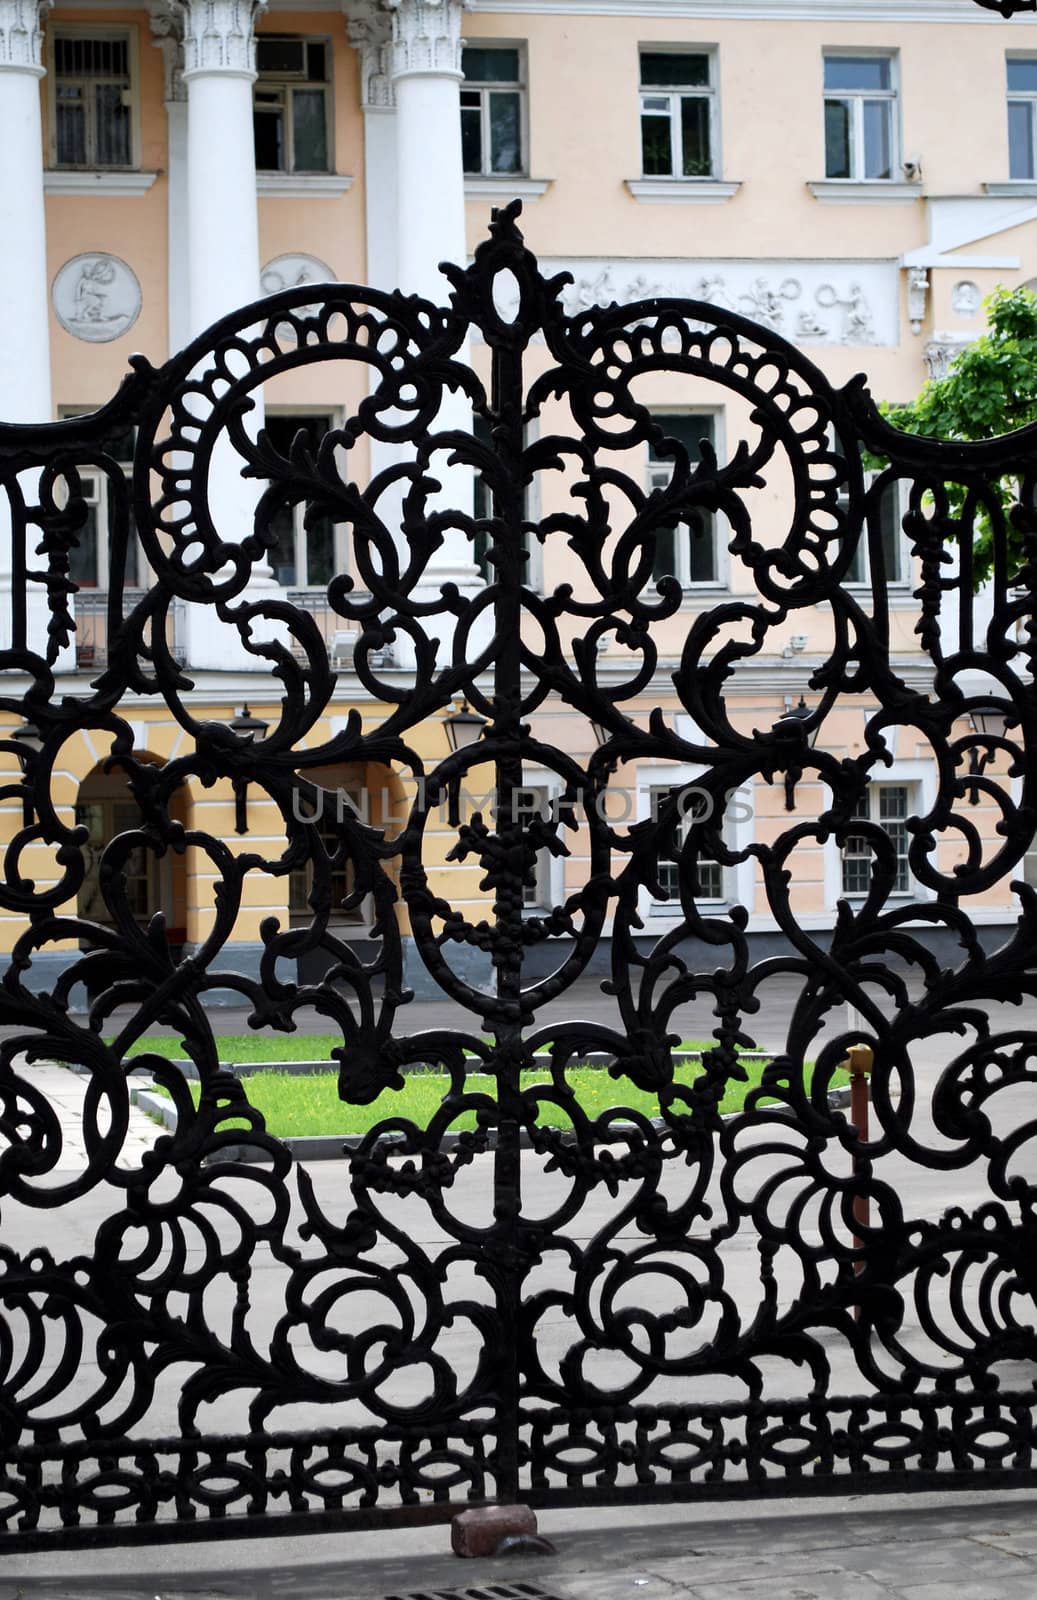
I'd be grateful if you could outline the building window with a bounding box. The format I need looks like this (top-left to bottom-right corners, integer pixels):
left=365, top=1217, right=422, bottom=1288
left=639, top=51, right=715, bottom=178
left=650, top=785, right=724, bottom=906
left=52, top=31, right=134, bottom=168
left=824, top=55, right=897, bottom=180
left=55, top=415, right=140, bottom=590
left=290, top=797, right=365, bottom=924
left=77, top=798, right=155, bottom=924
left=263, top=414, right=338, bottom=586
left=842, top=784, right=911, bottom=896
left=1008, top=58, right=1037, bottom=180
left=844, top=478, right=906, bottom=587
left=254, top=36, right=331, bottom=173
left=647, top=413, right=720, bottom=588
left=461, top=46, right=524, bottom=176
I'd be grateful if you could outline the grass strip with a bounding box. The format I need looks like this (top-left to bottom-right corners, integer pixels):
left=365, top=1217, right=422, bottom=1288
left=148, top=1058, right=844, bottom=1139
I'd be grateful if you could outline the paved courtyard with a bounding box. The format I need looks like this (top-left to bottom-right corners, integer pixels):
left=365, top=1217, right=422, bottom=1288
left=4, top=975, right=1037, bottom=1591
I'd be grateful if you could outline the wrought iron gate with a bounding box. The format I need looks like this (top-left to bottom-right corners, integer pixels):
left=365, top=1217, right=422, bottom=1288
left=2, top=205, right=1037, bottom=1549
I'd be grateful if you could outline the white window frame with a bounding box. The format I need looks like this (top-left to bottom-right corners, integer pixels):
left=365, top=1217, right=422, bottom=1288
left=48, top=25, right=140, bottom=171
left=254, top=34, right=333, bottom=175
left=646, top=409, right=726, bottom=592
left=515, top=773, right=564, bottom=914
left=638, top=767, right=754, bottom=923
left=824, top=762, right=935, bottom=910
left=1007, top=55, right=1037, bottom=181
left=638, top=46, right=718, bottom=181
left=461, top=42, right=528, bottom=178
left=823, top=50, right=900, bottom=182
left=263, top=410, right=349, bottom=588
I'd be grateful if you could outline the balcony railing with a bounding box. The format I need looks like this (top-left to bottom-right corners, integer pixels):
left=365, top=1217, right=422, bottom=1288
left=74, top=590, right=186, bottom=671
left=287, top=589, right=394, bottom=668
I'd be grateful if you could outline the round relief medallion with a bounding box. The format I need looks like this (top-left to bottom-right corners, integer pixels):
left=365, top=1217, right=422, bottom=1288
left=260, top=254, right=336, bottom=300
left=52, top=253, right=142, bottom=343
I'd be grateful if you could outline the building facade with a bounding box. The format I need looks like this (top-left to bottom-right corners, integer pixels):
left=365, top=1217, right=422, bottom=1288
left=0, top=0, right=1034, bottom=995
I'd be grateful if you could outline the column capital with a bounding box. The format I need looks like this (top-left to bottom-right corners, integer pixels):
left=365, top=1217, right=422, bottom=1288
left=346, top=5, right=394, bottom=109
left=381, top=0, right=468, bottom=82
left=149, top=2, right=187, bottom=102
left=0, top=0, right=51, bottom=76
left=174, top=0, right=267, bottom=81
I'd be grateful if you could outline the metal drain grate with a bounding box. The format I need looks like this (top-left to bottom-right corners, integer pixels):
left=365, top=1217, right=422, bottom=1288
left=384, top=1584, right=565, bottom=1600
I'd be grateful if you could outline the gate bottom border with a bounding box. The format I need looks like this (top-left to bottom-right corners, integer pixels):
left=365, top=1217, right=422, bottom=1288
left=3, top=1392, right=1037, bottom=1551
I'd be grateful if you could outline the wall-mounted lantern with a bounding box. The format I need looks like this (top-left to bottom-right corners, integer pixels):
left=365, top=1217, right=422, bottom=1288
left=444, top=701, right=487, bottom=753
left=229, top=704, right=269, bottom=834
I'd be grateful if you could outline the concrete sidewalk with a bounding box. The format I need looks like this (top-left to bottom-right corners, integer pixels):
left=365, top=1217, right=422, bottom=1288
left=6, top=1492, right=1037, bottom=1599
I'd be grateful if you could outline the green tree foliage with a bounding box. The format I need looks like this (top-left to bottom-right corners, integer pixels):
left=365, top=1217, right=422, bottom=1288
left=873, top=284, right=1037, bottom=583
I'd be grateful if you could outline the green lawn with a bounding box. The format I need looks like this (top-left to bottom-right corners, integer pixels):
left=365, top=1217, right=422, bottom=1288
left=147, top=1057, right=843, bottom=1139
left=121, top=1033, right=717, bottom=1065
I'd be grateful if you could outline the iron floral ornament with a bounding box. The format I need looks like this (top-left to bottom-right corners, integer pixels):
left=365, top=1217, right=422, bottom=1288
left=1, top=204, right=1037, bottom=1550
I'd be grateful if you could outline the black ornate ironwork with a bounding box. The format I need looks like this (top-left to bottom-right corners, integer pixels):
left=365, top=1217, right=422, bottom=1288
left=972, top=1, right=1037, bottom=14
left=1, top=203, right=1037, bottom=1549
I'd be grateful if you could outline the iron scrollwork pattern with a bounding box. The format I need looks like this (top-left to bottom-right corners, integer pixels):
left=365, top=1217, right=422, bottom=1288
left=1, top=203, right=1036, bottom=1547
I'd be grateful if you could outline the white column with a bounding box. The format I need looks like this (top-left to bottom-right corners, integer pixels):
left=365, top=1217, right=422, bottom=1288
left=176, top=0, right=277, bottom=670
left=385, top=0, right=482, bottom=656
left=0, top=0, right=50, bottom=426
left=0, top=0, right=63, bottom=663
left=387, top=0, right=466, bottom=301
left=179, top=0, right=264, bottom=331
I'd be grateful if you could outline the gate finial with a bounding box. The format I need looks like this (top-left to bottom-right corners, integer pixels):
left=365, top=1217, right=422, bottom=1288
left=440, top=197, right=573, bottom=346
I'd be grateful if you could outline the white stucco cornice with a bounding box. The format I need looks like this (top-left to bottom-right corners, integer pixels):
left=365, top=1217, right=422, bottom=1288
left=902, top=194, right=1037, bottom=271
left=471, top=0, right=1037, bottom=18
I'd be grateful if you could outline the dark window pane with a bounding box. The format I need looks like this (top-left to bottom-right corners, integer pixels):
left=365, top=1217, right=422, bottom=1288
left=878, top=482, right=902, bottom=581
left=680, top=93, right=711, bottom=176
left=1008, top=58, right=1037, bottom=92
left=1010, top=99, right=1035, bottom=179
left=862, top=98, right=892, bottom=179
left=825, top=98, right=851, bottom=178
left=56, top=91, right=87, bottom=165
left=94, top=83, right=130, bottom=166
left=306, top=516, right=335, bottom=585
left=462, top=46, right=519, bottom=83
left=292, top=88, right=328, bottom=170
left=825, top=56, right=890, bottom=92
left=688, top=514, right=716, bottom=582
left=306, top=41, right=326, bottom=81
left=70, top=504, right=100, bottom=587
left=253, top=107, right=284, bottom=170
left=257, top=37, right=306, bottom=74
left=267, top=505, right=297, bottom=586
left=641, top=52, right=709, bottom=88
left=649, top=413, right=714, bottom=462
left=489, top=90, right=521, bottom=173
left=652, top=525, right=677, bottom=582
left=641, top=109, right=672, bottom=175
left=461, top=99, right=482, bottom=173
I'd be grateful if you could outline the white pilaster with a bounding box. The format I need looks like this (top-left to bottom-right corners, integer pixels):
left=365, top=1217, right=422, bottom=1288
left=149, top=5, right=190, bottom=354
left=176, top=0, right=278, bottom=670
left=348, top=9, right=397, bottom=291
left=384, top=0, right=482, bottom=658
left=0, top=0, right=64, bottom=664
